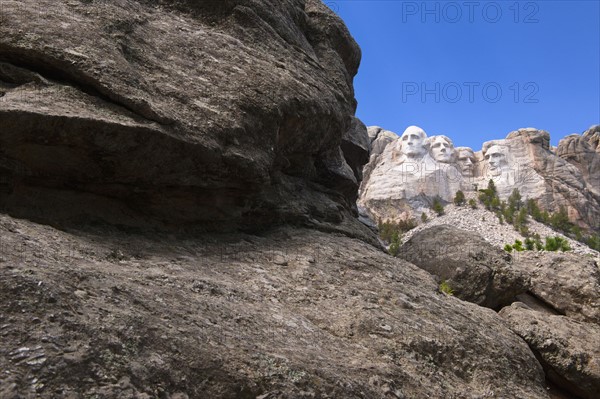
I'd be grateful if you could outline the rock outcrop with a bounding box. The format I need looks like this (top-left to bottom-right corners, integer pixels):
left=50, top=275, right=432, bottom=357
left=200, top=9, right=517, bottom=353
left=2, top=1, right=598, bottom=398
left=512, top=252, right=600, bottom=324
left=399, top=224, right=600, bottom=399
left=500, top=303, right=600, bottom=399
left=0, top=213, right=551, bottom=398
left=399, top=225, right=529, bottom=309
left=0, top=0, right=372, bottom=240
left=583, top=125, right=600, bottom=153
left=359, top=125, right=600, bottom=232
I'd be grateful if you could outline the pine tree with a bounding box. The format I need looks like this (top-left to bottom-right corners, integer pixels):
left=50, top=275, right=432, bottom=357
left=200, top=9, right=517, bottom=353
left=432, top=197, right=445, bottom=216
left=508, top=188, right=522, bottom=212
left=550, top=206, right=573, bottom=233
left=487, top=179, right=497, bottom=196
left=453, top=190, right=466, bottom=206
left=526, top=199, right=543, bottom=221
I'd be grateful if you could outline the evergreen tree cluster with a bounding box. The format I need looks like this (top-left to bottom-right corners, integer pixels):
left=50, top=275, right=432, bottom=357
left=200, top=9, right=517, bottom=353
left=378, top=219, right=419, bottom=257
left=477, top=181, right=530, bottom=235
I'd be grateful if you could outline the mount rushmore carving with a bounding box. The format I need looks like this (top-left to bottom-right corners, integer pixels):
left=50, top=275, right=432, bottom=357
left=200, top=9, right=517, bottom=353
left=359, top=125, right=600, bottom=232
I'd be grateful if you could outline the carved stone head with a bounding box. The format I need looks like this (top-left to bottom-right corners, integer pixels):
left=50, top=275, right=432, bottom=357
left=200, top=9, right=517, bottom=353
left=399, top=126, right=428, bottom=159
left=483, top=144, right=509, bottom=176
left=428, top=135, right=455, bottom=163
left=455, top=147, right=476, bottom=176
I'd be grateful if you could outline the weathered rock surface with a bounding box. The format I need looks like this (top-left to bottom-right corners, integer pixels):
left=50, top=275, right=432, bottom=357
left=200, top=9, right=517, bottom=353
left=583, top=125, right=600, bottom=153
left=556, top=131, right=600, bottom=206
left=399, top=225, right=529, bottom=309
left=512, top=252, right=600, bottom=324
left=500, top=303, right=600, bottom=399
left=359, top=125, right=600, bottom=232
left=341, top=116, right=370, bottom=183
left=0, top=213, right=551, bottom=398
left=0, top=0, right=372, bottom=239
left=360, top=126, right=397, bottom=189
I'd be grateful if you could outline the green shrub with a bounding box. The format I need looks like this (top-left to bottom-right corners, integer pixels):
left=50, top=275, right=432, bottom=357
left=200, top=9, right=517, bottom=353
left=550, top=206, right=574, bottom=233
left=421, top=212, right=428, bottom=223
left=526, top=199, right=543, bottom=221
left=490, top=197, right=500, bottom=211
left=389, top=241, right=400, bottom=257
left=508, top=188, right=523, bottom=212
left=524, top=237, right=535, bottom=250
left=514, top=207, right=528, bottom=230
left=468, top=199, right=477, bottom=209
left=504, top=244, right=513, bottom=252
left=586, top=234, right=600, bottom=251
left=545, top=236, right=571, bottom=252
left=478, top=179, right=499, bottom=210
left=379, top=219, right=417, bottom=242
left=379, top=222, right=404, bottom=257
left=513, top=240, right=524, bottom=252
left=439, top=280, right=454, bottom=296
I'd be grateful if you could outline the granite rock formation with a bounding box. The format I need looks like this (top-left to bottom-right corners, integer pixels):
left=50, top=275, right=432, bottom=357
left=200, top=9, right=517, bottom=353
left=400, top=224, right=600, bottom=398
left=1, top=1, right=598, bottom=398
left=359, top=125, right=600, bottom=232
left=399, top=225, right=529, bottom=309
left=512, top=252, right=600, bottom=324
left=500, top=303, right=600, bottom=399
left=0, top=214, right=551, bottom=398
left=0, top=0, right=372, bottom=240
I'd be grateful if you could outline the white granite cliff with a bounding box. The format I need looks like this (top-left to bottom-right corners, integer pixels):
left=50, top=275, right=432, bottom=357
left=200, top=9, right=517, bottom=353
left=359, top=125, right=600, bottom=232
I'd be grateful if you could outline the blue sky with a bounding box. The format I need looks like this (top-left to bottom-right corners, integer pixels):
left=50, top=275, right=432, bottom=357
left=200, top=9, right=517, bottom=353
left=333, top=0, right=600, bottom=149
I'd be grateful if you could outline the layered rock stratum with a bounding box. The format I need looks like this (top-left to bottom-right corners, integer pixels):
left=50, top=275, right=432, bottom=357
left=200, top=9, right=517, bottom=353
left=359, top=125, right=600, bottom=232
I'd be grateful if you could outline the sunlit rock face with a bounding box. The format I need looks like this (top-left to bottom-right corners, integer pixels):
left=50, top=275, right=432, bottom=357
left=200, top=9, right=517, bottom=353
left=359, top=125, right=600, bottom=232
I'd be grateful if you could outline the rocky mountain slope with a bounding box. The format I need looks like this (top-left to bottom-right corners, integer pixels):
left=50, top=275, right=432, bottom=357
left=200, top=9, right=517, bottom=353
left=359, top=126, right=600, bottom=232
left=1, top=1, right=599, bottom=398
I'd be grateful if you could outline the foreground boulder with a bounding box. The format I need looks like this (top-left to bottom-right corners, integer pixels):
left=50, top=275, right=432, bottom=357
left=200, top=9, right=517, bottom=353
left=500, top=303, right=600, bottom=399
left=512, top=252, right=600, bottom=324
left=399, top=225, right=529, bottom=309
left=0, top=214, right=550, bottom=398
left=0, top=0, right=371, bottom=239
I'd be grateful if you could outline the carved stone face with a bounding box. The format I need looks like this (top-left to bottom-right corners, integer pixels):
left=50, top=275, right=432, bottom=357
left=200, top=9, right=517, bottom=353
left=485, top=145, right=508, bottom=176
left=429, top=136, right=454, bottom=163
left=400, top=126, right=427, bottom=158
left=457, top=149, right=475, bottom=176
